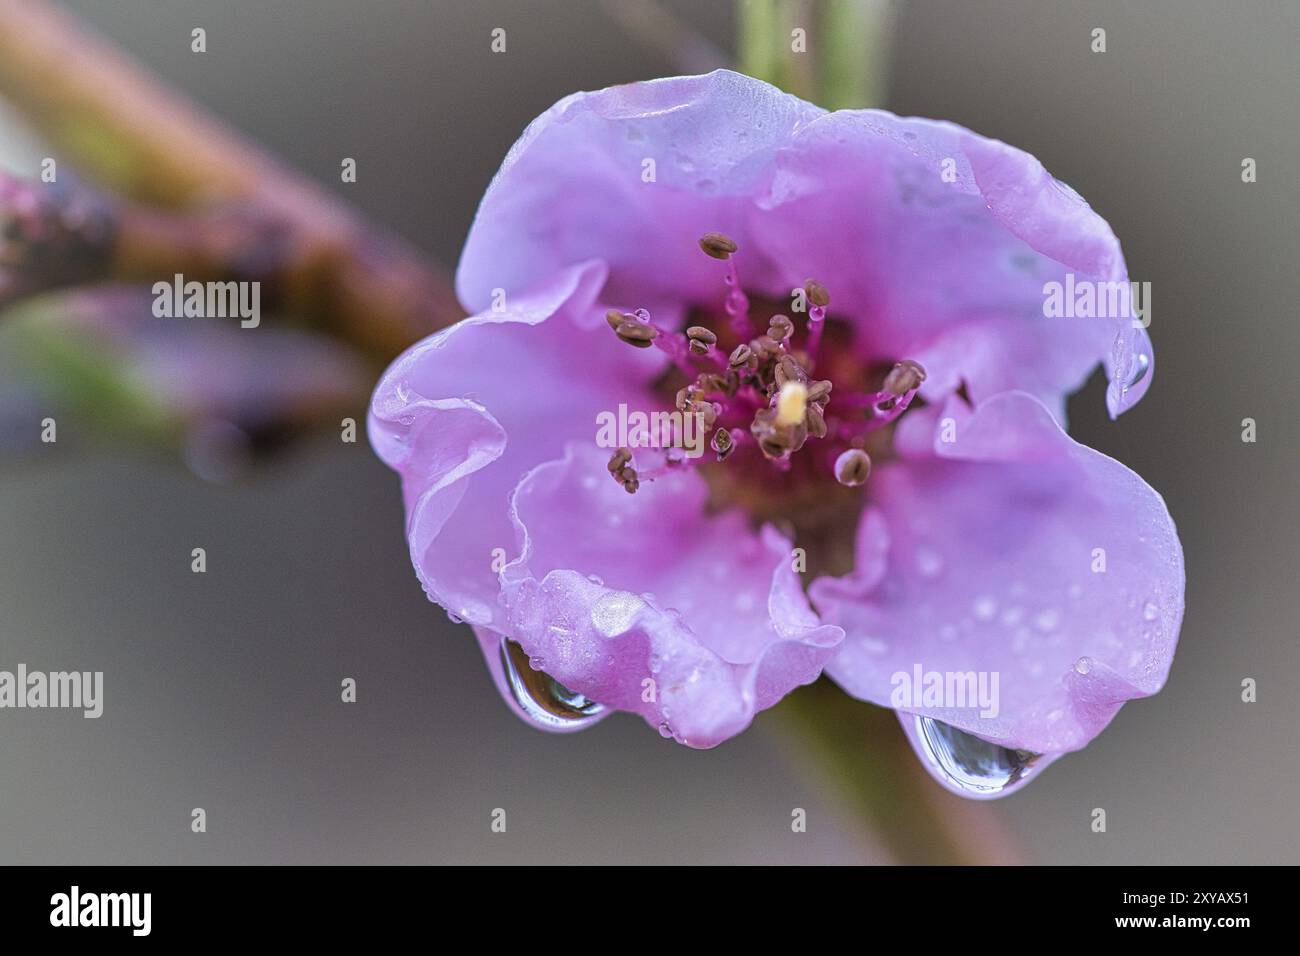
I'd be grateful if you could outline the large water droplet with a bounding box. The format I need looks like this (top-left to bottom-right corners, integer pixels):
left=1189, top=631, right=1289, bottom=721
left=906, top=715, right=1044, bottom=798
left=498, top=639, right=606, bottom=731
left=1125, top=351, right=1150, bottom=390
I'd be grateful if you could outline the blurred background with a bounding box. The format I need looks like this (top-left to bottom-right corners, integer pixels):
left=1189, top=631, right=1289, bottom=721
left=1, top=0, right=1297, bottom=864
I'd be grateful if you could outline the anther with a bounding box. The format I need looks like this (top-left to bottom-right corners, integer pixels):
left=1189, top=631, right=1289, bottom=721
left=605, top=309, right=628, bottom=330
left=804, top=279, right=830, bottom=308
left=615, top=318, right=658, bottom=349
left=728, top=343, right=754, bottom=369
left=775, top=381, right=808, bottom=427
left=698, top=231, right=738, bottom=260
left=834, top=448, right=872, bottom=487
left=773, top=354, right=809, bottom=389
left=686, top=325, right=718, bottom=355
left=710, top=427, right=734, bottom=461
left=675, top=385, right=703, bottom=412
left=607, top=448, right=632, bottom=474
left=768, top=314, right=794, bottom=342
left=750, top=335, right=781, bottom=361
left=882, top=359, right=927, bottom=395
left=612, top=460, right=640, bottom=494
left=805, top=402, right=827, bottom=439
left=806, top=379, right=833, bottom=404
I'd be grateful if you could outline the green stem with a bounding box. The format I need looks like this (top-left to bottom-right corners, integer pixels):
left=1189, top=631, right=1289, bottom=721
left=767, top=679, right=1022, bottom=864
left=819, top=0, right=895, bottom=110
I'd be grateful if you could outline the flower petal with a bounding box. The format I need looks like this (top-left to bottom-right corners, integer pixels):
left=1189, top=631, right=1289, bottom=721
left=754, top=110, right=1151, bottom=419
left=456, top=70, right=825, bottom=319
left=369, top=259, right=660, bottom=628
left=496, top=442, right=843, bottom=747
left=458, top=69, right=1151, bottom=420
left=812, top=391, right=1183, bottom=756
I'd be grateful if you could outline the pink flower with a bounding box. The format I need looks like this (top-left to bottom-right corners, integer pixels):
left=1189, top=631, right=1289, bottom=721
left=369, top=71, right=1182, bottom=797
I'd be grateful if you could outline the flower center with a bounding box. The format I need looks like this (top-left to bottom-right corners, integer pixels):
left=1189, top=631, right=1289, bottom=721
left=603, top=232, right=927, bottom=570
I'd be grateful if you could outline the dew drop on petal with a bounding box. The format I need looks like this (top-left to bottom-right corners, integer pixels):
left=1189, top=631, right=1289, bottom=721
left=906, top=716, right=1044, bottom=798
left=498, top=638, right=606, bottom=731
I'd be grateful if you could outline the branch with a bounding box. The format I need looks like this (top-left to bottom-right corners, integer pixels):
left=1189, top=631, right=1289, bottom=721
left=0, top=0, right=461, bottom=360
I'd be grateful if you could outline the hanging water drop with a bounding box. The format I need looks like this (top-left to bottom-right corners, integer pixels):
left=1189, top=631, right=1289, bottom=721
left=905, top=715, right=1045, bottom=798
left=498, top=638, right=607, bottom=731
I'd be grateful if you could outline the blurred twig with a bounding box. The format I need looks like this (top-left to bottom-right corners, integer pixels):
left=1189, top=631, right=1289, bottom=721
left=0, top=0, right=461, bottom=361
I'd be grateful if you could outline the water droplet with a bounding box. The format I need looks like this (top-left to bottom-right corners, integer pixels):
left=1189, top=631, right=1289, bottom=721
left=498, top=639, right=606, bottom=731
left=446, top=610, right=464, bottom=625
left=908, top=716, right=1043, bottom=798
left=1142, top=601, right=1159, bottom=621
left=589, top=592, right=642, bottom=638
left=972, top=596, right=998, bottom=621
left=1126, top=351, right=1150, bottom=390
left=1074, top=655, right=1093, bottom=675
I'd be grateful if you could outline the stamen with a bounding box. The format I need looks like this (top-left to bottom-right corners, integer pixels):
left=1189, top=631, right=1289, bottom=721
left=686, top=325, right=718, bottom=355
left=699, top=231, right=751, bottom=335
left=698, top=232, right=737, bottom=259
left=710, top=427, right=735, bottom=461
left=883, top=359, right=927, bottom=395
left=803, top=279, right=830, bottom=358
left=773, top=354, right=809, bottom=389
left=605, top=309, right=628, bottom=330
left=775, top=381, right=808, bottom=427
left=607, top=447, right=632, bottom=474
left=768, top=313, right=794, bottom=344
left=607, top=448, right=640, bottom=493
left=614, top=317, right=658, bottom=349
left=805, top=401, right=828, bottom=439
left=804, top=280, right=830, bottom=309
left=806, top=379, right=833, bottom=404
left=834, top=448, right=872, bottom=487
left=728, top=343, right=755, bottom=370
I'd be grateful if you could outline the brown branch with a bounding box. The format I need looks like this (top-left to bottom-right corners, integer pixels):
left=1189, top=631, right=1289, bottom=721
left=0, top=0, right=461, bottom=360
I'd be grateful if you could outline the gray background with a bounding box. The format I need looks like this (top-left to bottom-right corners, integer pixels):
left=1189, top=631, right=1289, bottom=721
left=1, top=0, right=1296, bottom=863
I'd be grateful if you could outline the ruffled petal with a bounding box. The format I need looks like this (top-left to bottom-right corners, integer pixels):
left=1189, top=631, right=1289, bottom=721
left=458, top=69, right=1151, bottom=420
left=456, top=70, right=825, bottom=319
left=370, top=260, right=663, bottom=628
left=753, top=110, right=1151, bottom=420
left=496, top=442, right=843, bottom=747
left=812, top=391, right=1183, bottom=756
